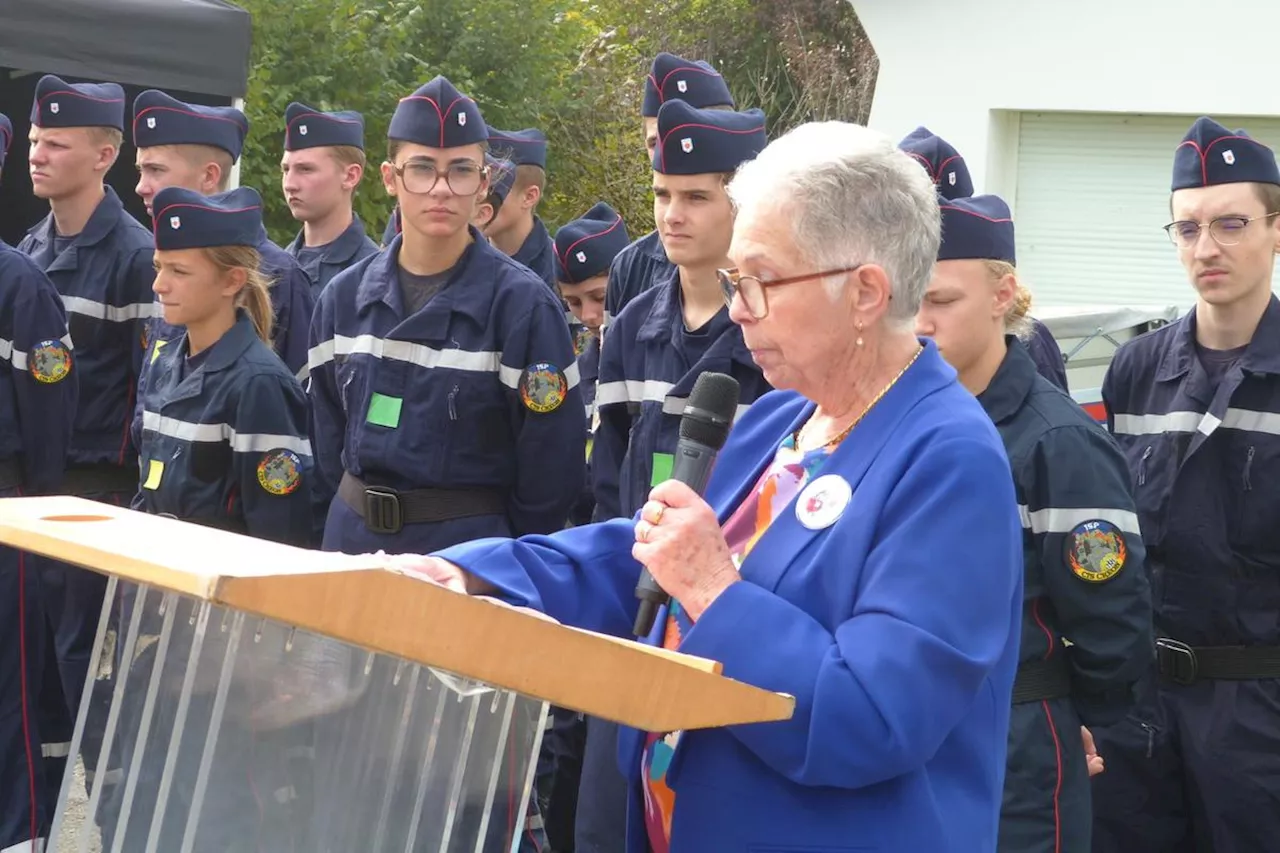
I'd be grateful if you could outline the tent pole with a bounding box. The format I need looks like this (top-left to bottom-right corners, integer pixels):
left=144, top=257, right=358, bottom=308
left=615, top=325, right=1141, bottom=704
left=229, top=97, right=245, bottom=189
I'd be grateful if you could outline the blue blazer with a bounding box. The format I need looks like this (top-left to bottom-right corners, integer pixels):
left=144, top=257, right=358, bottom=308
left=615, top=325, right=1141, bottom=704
left=438, top=340, right=1024, bottom=852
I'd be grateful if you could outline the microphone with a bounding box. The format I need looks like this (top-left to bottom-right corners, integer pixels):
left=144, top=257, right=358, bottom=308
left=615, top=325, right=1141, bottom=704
left=633, top=371, right=741, bottom=637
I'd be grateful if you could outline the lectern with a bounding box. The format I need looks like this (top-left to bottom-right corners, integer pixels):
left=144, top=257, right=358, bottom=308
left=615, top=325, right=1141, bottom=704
left=0, top=497, right=794, bottom=853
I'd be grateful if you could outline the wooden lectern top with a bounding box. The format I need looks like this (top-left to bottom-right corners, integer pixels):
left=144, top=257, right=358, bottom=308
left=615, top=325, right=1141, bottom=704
left=0, top=496, right=794, bottom=732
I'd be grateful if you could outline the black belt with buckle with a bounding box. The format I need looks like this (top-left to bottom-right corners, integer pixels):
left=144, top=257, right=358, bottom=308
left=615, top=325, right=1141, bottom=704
left=1011, top=656, right=1074, bottom=704
left=63, top=463, right=139, bottom=497
left=1156, top=637, right=1280, bottom=684
left=337, top=471, right=506, bottom=535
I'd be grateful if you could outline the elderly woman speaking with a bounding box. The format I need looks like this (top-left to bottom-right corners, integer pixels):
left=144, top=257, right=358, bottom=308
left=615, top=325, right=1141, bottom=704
left=404, top=123, right=1024, bottom=852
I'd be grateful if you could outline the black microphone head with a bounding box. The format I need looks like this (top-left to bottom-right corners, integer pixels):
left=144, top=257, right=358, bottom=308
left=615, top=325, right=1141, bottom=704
left=679, top=372, right=741, bottom=448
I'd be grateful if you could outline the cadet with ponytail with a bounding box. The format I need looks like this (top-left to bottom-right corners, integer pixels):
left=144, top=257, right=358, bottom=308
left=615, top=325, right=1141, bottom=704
left=915, top=193, right=1153, bottom=853
left=135, top=185, right=314, bottom=546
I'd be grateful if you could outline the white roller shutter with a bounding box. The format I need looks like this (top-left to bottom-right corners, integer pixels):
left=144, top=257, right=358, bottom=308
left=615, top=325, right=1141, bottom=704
left=1014, top=111, right=1280, bottom=309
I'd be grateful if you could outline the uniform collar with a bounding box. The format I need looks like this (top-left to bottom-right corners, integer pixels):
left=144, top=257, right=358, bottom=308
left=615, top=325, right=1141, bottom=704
left=635, top=267, right=754, bottom=367
left=513, top=215, right=552, bottom=268
left=355, top=226, right=494, bottom=325
left=639, top=229, right=668, bottom=262
left=976, top=336, right=1038, bottom=424
left=1156, top=295, right=1280, bottom=382
left=577, top=334, right=601, bottom=382
left=201, top=311, right=260, bottom=373
left=28, top=184, right=128, bottom=250
left=288, top=215, right=371, bottom=265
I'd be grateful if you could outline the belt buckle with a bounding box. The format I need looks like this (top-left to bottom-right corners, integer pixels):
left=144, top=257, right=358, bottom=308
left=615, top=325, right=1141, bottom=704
left=1156, top=638, right=1198, bottom=685
left=364, top=487, right=403, bottom=535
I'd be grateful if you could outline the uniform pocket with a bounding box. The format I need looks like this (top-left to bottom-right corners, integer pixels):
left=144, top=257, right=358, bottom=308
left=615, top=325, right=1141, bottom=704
left=445, top=381, right=511, bottom=481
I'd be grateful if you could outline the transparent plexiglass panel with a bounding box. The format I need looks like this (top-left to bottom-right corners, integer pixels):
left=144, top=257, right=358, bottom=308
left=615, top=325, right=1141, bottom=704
left=52, top=579, right=548, bottom=853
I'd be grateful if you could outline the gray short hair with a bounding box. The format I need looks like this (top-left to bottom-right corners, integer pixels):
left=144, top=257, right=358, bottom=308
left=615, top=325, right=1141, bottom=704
left=727, top=122, right=941, bottom=325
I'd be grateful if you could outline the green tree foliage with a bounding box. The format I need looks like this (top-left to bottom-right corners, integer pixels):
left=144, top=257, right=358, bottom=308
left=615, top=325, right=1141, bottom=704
left=234, top=0, right=875, bottom=244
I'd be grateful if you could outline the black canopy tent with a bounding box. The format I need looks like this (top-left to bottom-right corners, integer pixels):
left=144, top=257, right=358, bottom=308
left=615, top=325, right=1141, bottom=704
left=0, top=0, right=252, bottom=244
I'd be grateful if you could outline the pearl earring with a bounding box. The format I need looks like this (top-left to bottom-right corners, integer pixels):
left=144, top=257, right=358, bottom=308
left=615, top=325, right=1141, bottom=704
left=855, top=319, right=864, bottom=348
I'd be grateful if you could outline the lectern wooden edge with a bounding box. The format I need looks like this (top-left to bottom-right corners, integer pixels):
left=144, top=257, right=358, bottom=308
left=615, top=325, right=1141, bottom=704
left=0, top=495, right=795, bottom=732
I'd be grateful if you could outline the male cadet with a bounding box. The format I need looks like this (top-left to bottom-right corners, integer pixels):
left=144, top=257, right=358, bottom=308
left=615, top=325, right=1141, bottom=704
left=133, top=89, right=314, bottom=378
left=898, top=125, right=1071, bottom=392
left=602, top=52, right=735, bottom=327
left=20, top=74, right=153, bottom=800
left=1091, top=117, right=1280, bottom=853
left=281, top=101, right=379, bottom=300
left=0, top=109, right=77, bottom=853
left=484, top=126, right=556, bottom=286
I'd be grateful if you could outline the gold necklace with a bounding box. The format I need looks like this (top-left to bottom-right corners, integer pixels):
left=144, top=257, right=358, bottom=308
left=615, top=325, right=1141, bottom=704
left=794, top=345, right=924, bottom=451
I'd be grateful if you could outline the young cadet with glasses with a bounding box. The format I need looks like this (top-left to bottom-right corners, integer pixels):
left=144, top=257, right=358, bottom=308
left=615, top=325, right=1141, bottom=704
left=282, top=102, right=379, bottom=300
left=577, top=99, right=771, bottom=853
left=19, top=74, right=154, bottom=803
left=0, top=110, right=77, bottom=853
left=603, top=53, right=736, bottom=329
left=308, top=74, right=584, bottom=555
left=914, top=194, right=1152, bottom=853
left=1090, top=116, right=1280, bottom=853
left=898, top=126, right=1071, bottom=393
left=133, top=90, right=315, bottom=381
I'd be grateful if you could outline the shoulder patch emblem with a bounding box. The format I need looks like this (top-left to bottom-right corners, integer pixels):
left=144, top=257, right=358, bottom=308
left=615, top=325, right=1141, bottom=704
left=1065, top=519, right=1127, bottom=583
left=257, top=448, right=303, bottom=496
left=573, top=326, right=593, bottom=357
left=519, top=362, right=568, bottom=413
left=29, top=339, right=72, bottom=384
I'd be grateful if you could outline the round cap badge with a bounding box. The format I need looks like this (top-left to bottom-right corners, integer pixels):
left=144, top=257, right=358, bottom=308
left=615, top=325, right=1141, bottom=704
left=519, top=362, right=568, bottom=413
left=1065, top=519, right=1127, bottom=583
left=257, top=448, right=303, bottom=496
left=795, top=474, right=853, bottom=530
left=29, top=339, right=72, bottom=384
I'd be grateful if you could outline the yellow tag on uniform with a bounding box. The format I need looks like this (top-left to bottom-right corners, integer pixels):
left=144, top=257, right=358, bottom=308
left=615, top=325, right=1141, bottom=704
left=142, top=459, right=164, bottom=490
left=150, top=339, right=168, bottom=365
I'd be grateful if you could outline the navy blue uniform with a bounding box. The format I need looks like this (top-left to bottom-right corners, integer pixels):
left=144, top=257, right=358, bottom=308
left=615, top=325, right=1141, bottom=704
left=287, top=216, right=379, bottom=302
left=603, top=230, right=671, bottom=327
left=579, top=271, right=771, bottom=852
left=591, top=270, right=770, bottom=521
left=18, top=185, right=153, bottom=801
left=307, top=229, right=585, bottom=555
left=135, top=313, right=313, bottom=544
left=570, top=335, right=600, bottom=527
left=978, top=338, right=1151, bottom=853
left=1092, top=299, right=1280, bottom=853
left=0, top=242, right=76, bottom=852
left=145, top=230, right=315, bottom=382
left=1027, top=318, right=1069, bottom=392
left=381, top=206, right=401, bottom=247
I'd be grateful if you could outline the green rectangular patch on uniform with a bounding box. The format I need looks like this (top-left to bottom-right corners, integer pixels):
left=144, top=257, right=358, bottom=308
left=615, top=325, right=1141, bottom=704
left=366, top=393, right=403, bottom=429
left=650, top=452, right=674, bottom=487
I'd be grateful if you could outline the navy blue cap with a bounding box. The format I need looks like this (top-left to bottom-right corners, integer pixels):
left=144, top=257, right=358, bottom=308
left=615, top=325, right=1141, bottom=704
left=0, top=112, right=11, bottom=173
left=133, top=90, right=248, bottom=160
left=284, top=102, right=365, bottom=151
left=486, top=155, right=516, bottom=202
left=1172, top=116, right=1280, bottom=191
left=388, top=76, right=486, bottom=150
left=31, top=75, right=125, bottom=131
left=936, top=194, right=1013, bottom=263
left=652, top=101, right=767, bottom=176
left=898, top=126, right=973, bottom=200
left=555, top=202, right=630, bottom=284
left=642, top=52, right=735, bottom=117
left=486, top=126, right=547, bottom=170
left=153, top=186, right=263, bottom=251
left=938, top=195, right=1016, bottom=264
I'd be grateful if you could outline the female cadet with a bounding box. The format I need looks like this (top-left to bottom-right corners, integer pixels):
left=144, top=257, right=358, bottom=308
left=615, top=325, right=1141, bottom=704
left=914, top=194, right=1153, bottom=853
left=136, top=185, right=313, bottom=545
left=554, top=200, right=631, bottom=526
left=897, top=126, right=1070, bottom=392
left=577, top=99, right=772, bottom=853
left=307, top=75, right=584, bottom=556
left=0, top=109, right=77, bottom=853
